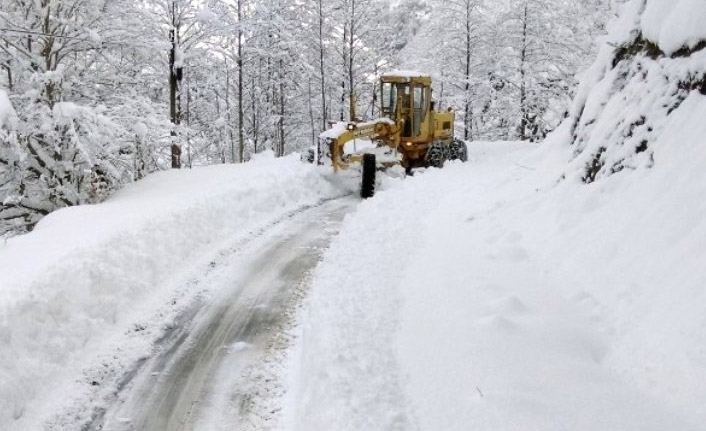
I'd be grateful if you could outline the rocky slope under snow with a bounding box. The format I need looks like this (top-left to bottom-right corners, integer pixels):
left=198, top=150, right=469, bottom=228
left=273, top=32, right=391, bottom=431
left=564, top=0, right=706, bottom=183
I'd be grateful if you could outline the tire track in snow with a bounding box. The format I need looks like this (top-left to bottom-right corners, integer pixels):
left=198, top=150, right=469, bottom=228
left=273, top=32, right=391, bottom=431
left=79, top=196, right=354, bottom=431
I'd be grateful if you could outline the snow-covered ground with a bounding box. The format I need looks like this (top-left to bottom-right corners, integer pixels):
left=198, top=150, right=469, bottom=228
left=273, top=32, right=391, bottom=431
left=2, top=96, right=705, bottom=431
left=284, top=96, right=706, bottom=430
left=0, top=152, right=342, bottom=430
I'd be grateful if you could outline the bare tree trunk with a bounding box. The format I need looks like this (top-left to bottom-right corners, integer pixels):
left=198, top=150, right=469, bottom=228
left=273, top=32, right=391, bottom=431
left=169, top=12, right=183, bottom=169
left=518, top=1, right=528, bottom=141
left=278, top=60, right=285, bottom=157
left=237, top=0, right=245, bottom=162
left=185, top=77, right=193, bottom=167
left=251, top=60, right=260, bottom=154
left=463, top=0, right=473, bottom=141
left=308, top=77, right=316, bottom=146
left=2, top=43, right=12, bottom=91
left=226, top=60, right=234, bottom=163
left=371, top=63, right=378, bottom=118
left=347, top=0, right=355, bottom=121
left=340, top=4, right=348, bottom=122
left=318, top=0, right=328, bottom=130
left=214, top=87, right=226, bottom=164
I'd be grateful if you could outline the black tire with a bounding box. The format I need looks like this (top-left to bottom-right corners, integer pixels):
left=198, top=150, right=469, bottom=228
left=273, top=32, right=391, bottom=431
left=361, top=153, right=376, bottom=199
left=426, top=142, right=447, bottom=168
left=449, top=139, right=468, bottom=162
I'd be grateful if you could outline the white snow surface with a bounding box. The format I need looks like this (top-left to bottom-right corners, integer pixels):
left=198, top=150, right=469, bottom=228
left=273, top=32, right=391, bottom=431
left=641, top=0, right=706, bottom=55
left=0, top=152, right=340, bottom=430
left=0, top=89, right=17, bottom=130
left=319, top=122, right=349, bottom=140
left=285, top=98, right=706, bottom=429
left=382, top=70, right=428, bottom=79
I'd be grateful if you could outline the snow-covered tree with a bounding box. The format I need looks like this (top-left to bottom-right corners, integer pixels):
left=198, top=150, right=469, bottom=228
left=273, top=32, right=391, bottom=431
left=0, top=0, right=615, bottom=236
left=0, top=0, right=172, bottom=235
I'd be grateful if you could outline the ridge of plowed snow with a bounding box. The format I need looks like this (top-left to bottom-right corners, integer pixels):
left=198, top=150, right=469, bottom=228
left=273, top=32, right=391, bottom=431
left=0, top=153, right=341, bottom=430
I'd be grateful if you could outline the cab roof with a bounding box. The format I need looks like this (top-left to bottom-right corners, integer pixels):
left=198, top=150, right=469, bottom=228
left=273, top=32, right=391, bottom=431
left=381, top=70, right=431, bottom=86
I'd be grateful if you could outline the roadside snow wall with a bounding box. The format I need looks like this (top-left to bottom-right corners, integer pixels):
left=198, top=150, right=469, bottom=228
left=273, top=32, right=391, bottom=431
left=0, top=153, right=339, bottom=430
left=565, top=0, right=706, bottom=183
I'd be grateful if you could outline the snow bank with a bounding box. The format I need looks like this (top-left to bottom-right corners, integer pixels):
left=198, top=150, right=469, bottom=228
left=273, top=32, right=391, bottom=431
left=0, top=154, right=340, bottom=429
left=286, top=133, right=706, bottom=429
left=641, top=0, right=706, bottom=55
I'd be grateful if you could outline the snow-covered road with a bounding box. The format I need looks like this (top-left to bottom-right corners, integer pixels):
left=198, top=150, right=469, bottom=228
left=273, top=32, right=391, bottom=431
left=3, top=115, right=705, bottom=431
left=0, top=154, right=346, bottom=430
left=97, top=197, right=355, bottom=431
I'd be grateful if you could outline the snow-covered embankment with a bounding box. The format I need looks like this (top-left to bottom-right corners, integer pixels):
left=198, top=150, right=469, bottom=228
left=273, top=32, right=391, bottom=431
left=0, top=153, right=340, bottom=429
left=287, top=133, right=706, bottom=430
left=283, top=0, right=706, bottom=427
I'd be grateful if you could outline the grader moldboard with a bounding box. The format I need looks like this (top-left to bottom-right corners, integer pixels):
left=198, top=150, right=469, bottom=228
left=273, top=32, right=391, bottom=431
left=318, top=71, right=468, bottom=198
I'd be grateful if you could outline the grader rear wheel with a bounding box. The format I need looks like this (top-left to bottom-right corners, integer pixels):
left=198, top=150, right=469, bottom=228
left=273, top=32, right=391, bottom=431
left=449, top=139, right=468, bottom=162
left=361, top=153, right=376, bottom=199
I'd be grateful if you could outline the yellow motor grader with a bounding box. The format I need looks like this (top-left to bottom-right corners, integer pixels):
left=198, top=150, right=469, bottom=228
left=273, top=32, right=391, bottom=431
left=318, top=72, right=467, bottom=198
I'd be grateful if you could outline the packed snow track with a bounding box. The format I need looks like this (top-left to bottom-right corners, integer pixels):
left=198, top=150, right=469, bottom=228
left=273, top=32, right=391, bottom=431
left=94, top=197, right=354, bottom=431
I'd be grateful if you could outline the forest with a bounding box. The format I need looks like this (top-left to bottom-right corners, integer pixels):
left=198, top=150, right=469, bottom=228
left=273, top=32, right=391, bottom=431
left=0, top=0, right=614, bottom=236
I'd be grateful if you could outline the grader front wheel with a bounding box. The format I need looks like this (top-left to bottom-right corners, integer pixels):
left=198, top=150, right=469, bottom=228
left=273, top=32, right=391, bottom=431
left=361, top=153, right=376, bottom=199
left=426, top=142, right=448, bottom=168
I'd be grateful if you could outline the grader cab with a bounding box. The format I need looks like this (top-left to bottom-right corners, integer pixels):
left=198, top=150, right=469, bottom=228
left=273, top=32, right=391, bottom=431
left=320, top=72, right=467, bottom=198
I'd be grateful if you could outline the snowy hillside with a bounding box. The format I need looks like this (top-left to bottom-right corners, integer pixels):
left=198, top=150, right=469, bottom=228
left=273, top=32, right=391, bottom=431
left=0, top=153, right=341, bottom=430
left=566, top=0, right=706, bottom=183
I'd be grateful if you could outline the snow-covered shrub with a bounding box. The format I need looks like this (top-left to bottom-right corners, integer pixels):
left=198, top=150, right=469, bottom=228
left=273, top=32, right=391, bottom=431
left=0, top=96, right=171, bottom=236
left=0, top=90, right=24, bottom=237
left=563, top=0, right=706, bottom=183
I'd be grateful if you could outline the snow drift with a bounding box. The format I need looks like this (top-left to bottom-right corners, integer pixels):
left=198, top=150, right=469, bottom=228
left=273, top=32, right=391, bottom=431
left=0, top=153, right=340, bottom=430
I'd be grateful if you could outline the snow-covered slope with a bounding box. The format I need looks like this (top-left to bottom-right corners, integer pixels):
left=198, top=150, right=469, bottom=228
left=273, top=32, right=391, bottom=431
left=286, top=134, right=705, bottom=430
left=0, top=153, right=341, bottom=430
left=566, top=0, right=706, bottom=183
left=283, top=3, right=706, bottom=427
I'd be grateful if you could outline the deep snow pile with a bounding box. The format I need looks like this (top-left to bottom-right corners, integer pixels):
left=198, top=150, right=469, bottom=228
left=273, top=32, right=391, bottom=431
left=286, top=123, right=706, bottom=429
left=0, top=153, right=340, bottom=430
left=641, top=0, right=706, bottom=55
left=566, top=0, right=706, bottom=183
